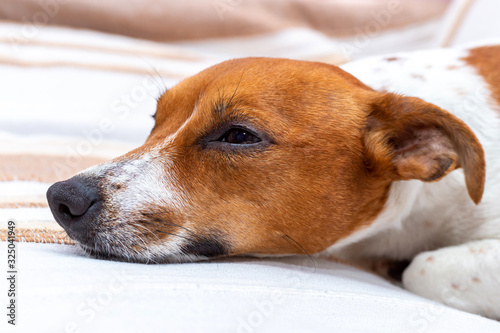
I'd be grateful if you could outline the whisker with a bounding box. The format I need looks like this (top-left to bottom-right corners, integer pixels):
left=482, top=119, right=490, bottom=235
left=138, top=219, right=196, bottom=243
left=227, top=71, right=244, bottom=108
left=133, top=222, right=161, bottom=242
left=107, top=222, right=154, bottom=263
left=114, top=235, right=135, bottom=262
left=159, top=220, right=198, bottom=237
left=152, top=229, right=195, bottom=243
left=282, top=233, right=317, bottom=272
left=140, top=215, right=197, bottom=236
left=137, top=56, right=169, bottom=96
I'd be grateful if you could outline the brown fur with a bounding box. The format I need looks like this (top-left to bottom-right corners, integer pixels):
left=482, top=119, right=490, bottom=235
left=464, top=46, right=500, bottom=115
left=365, top=93, right=485, bottom=204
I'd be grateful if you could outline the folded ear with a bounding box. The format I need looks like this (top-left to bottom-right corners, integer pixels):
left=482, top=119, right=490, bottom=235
left=364, top=93, right=485, bottom=204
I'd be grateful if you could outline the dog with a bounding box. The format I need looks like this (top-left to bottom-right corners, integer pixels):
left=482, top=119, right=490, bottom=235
left=47, top=43, right=500, bottom=320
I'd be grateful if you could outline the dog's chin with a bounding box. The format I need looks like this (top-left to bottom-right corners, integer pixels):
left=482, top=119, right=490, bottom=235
left=76, top=242, right=211, bottom=264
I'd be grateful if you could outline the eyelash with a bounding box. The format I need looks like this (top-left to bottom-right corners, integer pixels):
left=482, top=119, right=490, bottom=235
left=217, top=127, right=261, bottom=145
left=200, top=121, right=272, bottom=152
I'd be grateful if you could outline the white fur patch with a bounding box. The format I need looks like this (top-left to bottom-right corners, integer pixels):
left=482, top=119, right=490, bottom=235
left=75, top=141, right=189, bottom=260
left=403, top=239, right=500, bottom=320
left=72, top=101, right=205, bottom=261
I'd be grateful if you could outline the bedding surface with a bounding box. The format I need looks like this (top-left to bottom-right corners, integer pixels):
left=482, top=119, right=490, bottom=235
left=1, top=242, right=499, bottom=333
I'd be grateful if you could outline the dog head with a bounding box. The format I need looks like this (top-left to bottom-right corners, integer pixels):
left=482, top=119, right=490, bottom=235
left=47, top=58, right=485, bottom=263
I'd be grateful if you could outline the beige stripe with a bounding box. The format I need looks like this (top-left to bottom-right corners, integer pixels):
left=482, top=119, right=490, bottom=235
left=0, top=196, right=47, bottom=205
left=438, top=0, right=476, bottom=47
left=0, top=135, right=134, bottom=157
left=0, top=54, right=187, bottom=79
left=0, top=220, right=63, bottom=231
left=0, top=220, right=74, bottom=244
left=0, top=228, right=74, bottom=244
left=0, top=202, right=48, bottom=208
left=0, top=154, right=108, bottom=183
left=0, top=35, right=202, bottom=62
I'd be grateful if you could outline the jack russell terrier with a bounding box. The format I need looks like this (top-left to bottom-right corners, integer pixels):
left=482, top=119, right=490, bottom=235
left=47, top=43, right=500, bottom=320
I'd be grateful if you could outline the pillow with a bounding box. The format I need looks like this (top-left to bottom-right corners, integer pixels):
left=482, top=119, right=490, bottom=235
left=0, top=0, right=450, bottom=41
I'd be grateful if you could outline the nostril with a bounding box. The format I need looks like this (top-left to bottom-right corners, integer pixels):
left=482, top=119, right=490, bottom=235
left=58, top=202, right=91, bottom=219
left=65, top=197, right=95, bottom=217
left=58, top=203, right=73, bottom=219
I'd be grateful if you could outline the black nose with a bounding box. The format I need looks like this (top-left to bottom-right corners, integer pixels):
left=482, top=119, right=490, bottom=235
left=46, top=177, right=101, bottom=234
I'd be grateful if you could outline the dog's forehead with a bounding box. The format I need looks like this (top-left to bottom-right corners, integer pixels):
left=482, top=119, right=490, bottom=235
left=160, top=58, right=364, bottom=105
left=153, top=58, right=370, bottom=133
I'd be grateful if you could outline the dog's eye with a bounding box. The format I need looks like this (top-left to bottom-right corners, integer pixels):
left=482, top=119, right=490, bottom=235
left=218, top=128, right=261, bottom=144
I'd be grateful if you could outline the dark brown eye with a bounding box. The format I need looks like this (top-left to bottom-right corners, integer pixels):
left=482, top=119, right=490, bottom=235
left=219, top=128, right=261, bottom=144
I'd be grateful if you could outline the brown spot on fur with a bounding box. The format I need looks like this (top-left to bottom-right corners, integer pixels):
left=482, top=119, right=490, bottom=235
left=447, top=65, right=459, bottom=70
left=464, top=46, right=500, bottom=115
left=470, top=247, right=485, bottom=254
left=411, top=74, right=425, bottom=81
left=385, top=57, right=399, bottom=62
left=112, top=183, right=124, bottom=190
left=472, top=277, right=481, bottom=283
left=426, top=256, right=434, bottom=262
left=451, top=283, right=460, bottom=290
left=420, top=269, right=425, bottom=275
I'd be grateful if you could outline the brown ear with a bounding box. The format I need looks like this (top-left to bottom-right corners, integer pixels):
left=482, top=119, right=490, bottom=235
left=364, top=93, right=485, bottom=204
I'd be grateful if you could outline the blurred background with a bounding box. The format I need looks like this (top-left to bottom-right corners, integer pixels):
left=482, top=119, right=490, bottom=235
left=0, top=0, right=499, bottom=225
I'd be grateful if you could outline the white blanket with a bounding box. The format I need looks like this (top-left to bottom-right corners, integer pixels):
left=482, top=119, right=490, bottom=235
left=2, top=242, right=499, bottom=332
